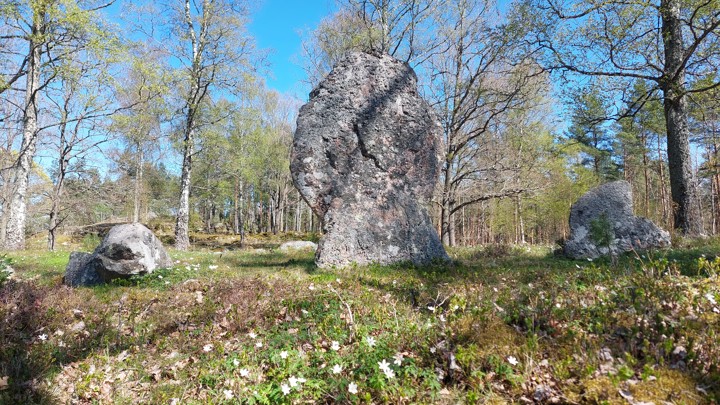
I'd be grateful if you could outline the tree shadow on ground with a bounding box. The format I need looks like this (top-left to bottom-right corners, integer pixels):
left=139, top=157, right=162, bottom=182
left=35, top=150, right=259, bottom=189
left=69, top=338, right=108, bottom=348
left=220, top=253, right=317, bottom=274
left=0, top=280, right=135, bottom=404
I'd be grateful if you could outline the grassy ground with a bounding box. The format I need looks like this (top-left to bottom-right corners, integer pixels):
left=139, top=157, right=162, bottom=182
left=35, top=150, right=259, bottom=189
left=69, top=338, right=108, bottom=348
left=1, top=234, right=719, bottom=404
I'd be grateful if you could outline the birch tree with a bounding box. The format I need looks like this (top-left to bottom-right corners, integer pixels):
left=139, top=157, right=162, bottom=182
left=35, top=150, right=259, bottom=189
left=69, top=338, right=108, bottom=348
left=111, top=49, right=170, bottom=224
left=0, top=0, right=117, bottom=249
left=153, top=0, right=257, bottom=250
left=429, top=0, right=548, bottom=245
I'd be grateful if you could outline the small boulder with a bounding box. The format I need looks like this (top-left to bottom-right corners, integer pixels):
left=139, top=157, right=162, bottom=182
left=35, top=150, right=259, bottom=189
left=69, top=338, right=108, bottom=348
left=279, top=241, right=318, bottom=252
left=564, top=181, right=670, bottom=259
left=91, top=223, right=172, bottom=281
left=63, top=252, right=103, bottom=287
left=64, top=223, right=172, bottom=286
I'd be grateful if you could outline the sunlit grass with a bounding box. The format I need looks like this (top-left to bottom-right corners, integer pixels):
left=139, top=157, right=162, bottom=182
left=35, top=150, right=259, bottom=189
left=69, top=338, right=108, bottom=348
left=1, top=234, right=719, bottom=403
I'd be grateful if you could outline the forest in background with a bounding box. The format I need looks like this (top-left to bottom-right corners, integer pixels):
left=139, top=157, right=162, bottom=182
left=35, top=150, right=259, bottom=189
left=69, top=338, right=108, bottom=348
left=1, top=0, right=719, bottom=250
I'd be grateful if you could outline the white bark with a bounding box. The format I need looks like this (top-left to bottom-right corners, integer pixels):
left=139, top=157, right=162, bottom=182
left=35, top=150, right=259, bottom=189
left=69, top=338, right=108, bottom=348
left=174, top=0, right=206, bottom=251
left=4, top=15, right=42, bottom=250
left=174, top=126, right=194, bottom=250
left=133, top=144, right=143, bottom=223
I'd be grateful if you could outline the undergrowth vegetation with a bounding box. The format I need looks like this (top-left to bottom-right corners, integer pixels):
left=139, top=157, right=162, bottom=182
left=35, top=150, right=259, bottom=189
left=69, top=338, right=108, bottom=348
left=1, top=236, right=719, bottom=404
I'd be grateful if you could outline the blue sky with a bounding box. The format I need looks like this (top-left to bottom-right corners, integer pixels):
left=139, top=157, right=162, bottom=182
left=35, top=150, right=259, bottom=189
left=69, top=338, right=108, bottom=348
left=249, top=0, right=336, bottom=99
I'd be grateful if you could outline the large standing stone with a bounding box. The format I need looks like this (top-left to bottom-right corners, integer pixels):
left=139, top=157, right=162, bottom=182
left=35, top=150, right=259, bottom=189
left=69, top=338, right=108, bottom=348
left=564, top=181, right=671, bottom=259
left=64, top=223, right=172, bottom=286
left=291, top=51, right=449, bottom=268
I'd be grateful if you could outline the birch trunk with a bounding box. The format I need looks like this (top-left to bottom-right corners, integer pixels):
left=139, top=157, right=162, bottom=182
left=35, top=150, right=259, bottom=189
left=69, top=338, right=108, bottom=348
left=4, top=12, right=42, bottom=250
left=133, top=144, right=143, bottom=223
left=174, top=0, right=207, bottom=250
left=174, top=124, right=194, bottom=250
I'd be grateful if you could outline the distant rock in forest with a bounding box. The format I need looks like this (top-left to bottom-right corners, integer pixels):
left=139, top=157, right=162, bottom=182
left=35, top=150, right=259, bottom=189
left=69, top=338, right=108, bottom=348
left=279, top=240, right=317, bottom=252
left=564, top=180, right=671, bottom=259
left=64, top=223, right=172, bottom=287
left=291, top=51, right=449, bottom=269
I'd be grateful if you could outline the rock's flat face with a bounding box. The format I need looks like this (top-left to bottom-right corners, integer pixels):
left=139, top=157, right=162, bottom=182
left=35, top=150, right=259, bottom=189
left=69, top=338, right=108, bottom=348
left=291, top=51, right=449, bottom=268
left=63, top=252, right=103, bottom=287
left=92, top=223, right=172, bottom=281
left=564, top=180, right=670, bottom=259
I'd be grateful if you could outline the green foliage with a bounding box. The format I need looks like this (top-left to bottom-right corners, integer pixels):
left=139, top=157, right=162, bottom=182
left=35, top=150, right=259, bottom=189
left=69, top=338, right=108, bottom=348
left=0, top=255, right=13, bottom=286
left=1, top=240, right=719, bottom=403
left=589, top=213, right=614, bottom=248
left=697, top=256, right=720, bottom=277
left=565, top=86, right=620, bottom=182
left=80, top=234, right=101, bottom=252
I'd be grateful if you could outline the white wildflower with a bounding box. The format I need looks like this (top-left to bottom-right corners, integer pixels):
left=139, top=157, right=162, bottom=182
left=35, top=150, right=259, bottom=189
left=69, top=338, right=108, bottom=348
left=393, top=352, right=404, bottom=366
left=203, top=344, right=213, bottom=352
left=308, top=284, right=315, bottom=290
left=427, top=305, right=436, bottom=312
left=331, top=341, right=340, bottom=351
left=281, top=383, right=291, bottom=395
left=378, top=359, right=395, bottom=378
left=208, top=265, right=218, bottom=270
left=38, top=334, right=48, bottom=341
left=430, top=347, right=436, bottom=354
left=240, top=368, right=250, bottom=378
left=289, top=376, right=299, bottom=387
left=332, top=364, right=343, bottom=374
left=507, top=356, right=519, bottom=366
left=348, top=382, right=358, bottom=394
left=233, top=359, right=240, bottom=367
left=248, top=332, right=257, bottom=339
left=366, top=336, right=376, bottom=347
left=223, top=389, right=233, bottom=400
left=706, top=292, right=717, bottom=306
left=301, top=309, right=309, bottom=315
left=255, top=341, right=263, bottom=348
left=280, top=350, right=288, bottom=359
